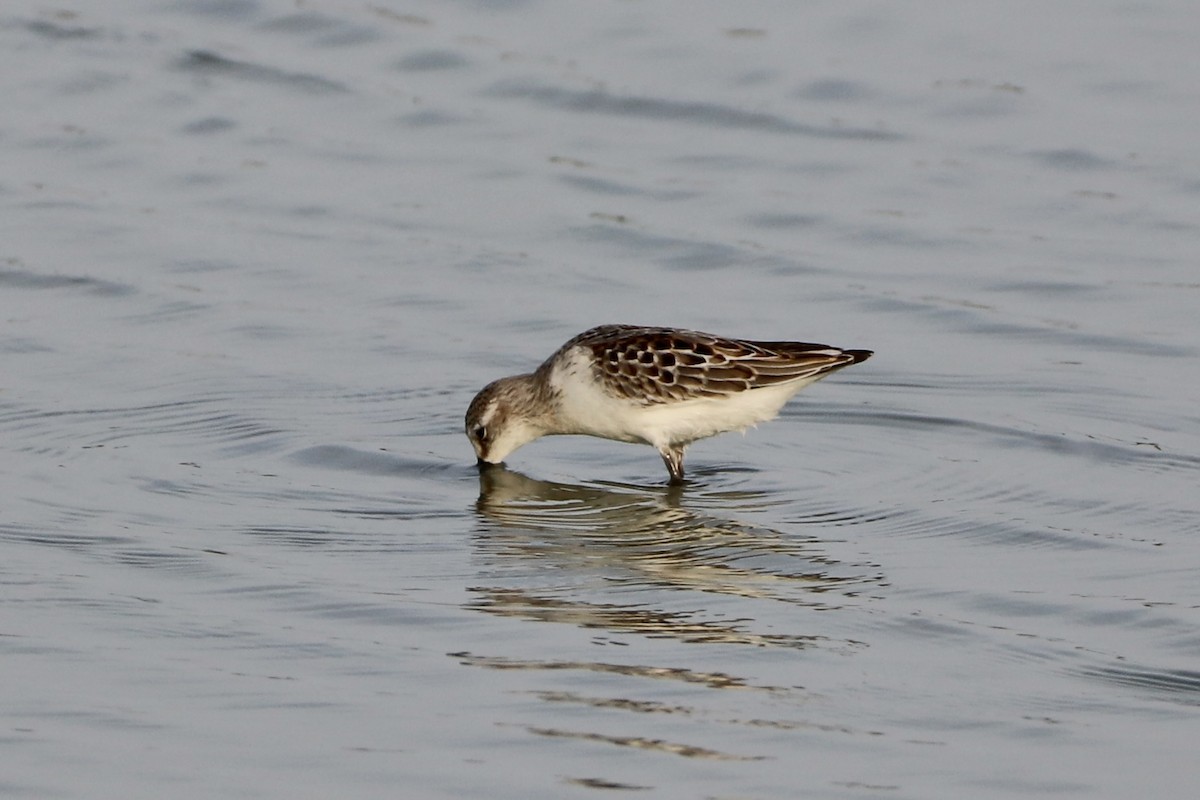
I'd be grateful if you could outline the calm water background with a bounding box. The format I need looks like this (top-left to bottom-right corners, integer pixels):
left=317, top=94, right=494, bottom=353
left=3, top=1, right=1199, bottom=798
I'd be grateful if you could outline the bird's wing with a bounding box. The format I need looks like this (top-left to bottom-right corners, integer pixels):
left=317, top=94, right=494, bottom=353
left=565, top=325, right=870, bottom=405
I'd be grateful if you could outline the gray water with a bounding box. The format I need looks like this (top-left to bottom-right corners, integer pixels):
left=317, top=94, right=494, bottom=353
left=3, top=2, right=1199, bottom=798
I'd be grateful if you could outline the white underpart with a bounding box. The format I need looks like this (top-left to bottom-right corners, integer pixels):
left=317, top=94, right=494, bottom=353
left=549, top=346, right=827, bottom=450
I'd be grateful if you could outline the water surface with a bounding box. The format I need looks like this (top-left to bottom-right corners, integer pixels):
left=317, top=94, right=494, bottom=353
left=3, top=2, right=1199, bottom=798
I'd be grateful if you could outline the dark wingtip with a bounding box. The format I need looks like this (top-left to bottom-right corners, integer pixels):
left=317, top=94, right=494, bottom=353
left=844, top=349, right=873, bottom=364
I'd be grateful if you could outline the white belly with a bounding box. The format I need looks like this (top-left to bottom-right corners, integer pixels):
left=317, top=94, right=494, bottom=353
left=552, top=349, right=817, bottom=449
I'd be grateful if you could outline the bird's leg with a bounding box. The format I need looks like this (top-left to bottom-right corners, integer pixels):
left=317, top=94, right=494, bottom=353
left=659, top=446, right=686, bottom=484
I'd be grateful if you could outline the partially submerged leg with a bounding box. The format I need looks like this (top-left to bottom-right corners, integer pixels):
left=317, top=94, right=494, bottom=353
left=659, top=446, right=686, bottom=484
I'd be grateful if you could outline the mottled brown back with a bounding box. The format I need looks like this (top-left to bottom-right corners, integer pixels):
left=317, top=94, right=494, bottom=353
left=555, top=324, right=871, bottom=405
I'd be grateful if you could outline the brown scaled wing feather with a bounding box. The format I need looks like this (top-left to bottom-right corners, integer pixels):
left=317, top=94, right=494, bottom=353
left=562, top=324, right=869, bottom=405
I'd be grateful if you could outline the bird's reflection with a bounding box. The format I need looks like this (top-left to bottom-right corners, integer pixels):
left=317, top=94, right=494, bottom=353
left=468, top=465, right=883, bottom=647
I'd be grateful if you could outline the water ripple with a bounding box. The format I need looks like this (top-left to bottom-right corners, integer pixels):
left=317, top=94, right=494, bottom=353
left=448, top=651, right=786, bottom=692
left=0, top=397, right=287, bottom=457
left=177, top=50, right=349, bottom=94
left=1070, top=664, right=1200, bottom=705
left=485, top=79, right=902, bottom=140
left=0, top=266, right=133, bottom=296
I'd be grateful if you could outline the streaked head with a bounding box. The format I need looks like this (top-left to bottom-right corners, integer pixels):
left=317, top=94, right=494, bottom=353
left=465, top=376, right=545, bottom=465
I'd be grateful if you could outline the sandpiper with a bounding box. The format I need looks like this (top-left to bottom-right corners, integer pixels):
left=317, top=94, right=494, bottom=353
left=466, top=324, right=871, bottom=483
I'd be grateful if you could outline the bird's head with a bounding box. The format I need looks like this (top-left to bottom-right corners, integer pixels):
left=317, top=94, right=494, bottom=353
left=465, top=377, right=545, bottom=466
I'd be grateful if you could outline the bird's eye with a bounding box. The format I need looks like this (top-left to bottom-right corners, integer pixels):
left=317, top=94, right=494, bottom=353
left=472, top=425, right=487, bottom=442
